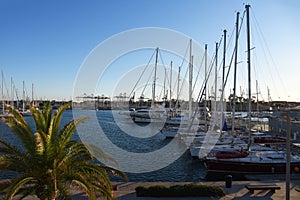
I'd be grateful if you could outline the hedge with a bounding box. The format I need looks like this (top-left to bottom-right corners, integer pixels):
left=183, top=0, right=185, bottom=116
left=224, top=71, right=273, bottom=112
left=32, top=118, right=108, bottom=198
left=135, top=184, right=225, bottom=197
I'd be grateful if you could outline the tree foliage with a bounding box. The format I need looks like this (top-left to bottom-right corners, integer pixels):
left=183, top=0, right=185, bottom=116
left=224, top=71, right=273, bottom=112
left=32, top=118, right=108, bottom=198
left=0, top=103, right=126, bottom=200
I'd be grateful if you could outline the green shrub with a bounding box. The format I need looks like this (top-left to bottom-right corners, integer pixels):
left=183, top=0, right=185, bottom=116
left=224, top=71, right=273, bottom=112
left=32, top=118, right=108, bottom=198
left=135, top=184, right=225, bottom=197
left=136, top=185, right=167, bottom=197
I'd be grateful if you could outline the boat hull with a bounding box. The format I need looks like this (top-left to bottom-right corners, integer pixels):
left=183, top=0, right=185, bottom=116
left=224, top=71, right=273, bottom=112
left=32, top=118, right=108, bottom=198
left=204, top=159, right=300, bottom=174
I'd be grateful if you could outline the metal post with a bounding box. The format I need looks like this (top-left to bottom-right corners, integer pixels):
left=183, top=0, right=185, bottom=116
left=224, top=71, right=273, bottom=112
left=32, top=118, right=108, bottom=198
left=286, top=110, right=291, bottom=200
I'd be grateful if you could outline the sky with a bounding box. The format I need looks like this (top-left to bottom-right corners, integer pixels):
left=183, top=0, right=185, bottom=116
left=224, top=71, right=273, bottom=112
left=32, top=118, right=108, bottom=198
left=0, top=0, right=299, bottom=102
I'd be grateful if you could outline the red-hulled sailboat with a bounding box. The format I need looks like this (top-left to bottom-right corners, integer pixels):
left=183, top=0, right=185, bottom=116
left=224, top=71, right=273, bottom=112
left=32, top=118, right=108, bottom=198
left=204, top=4, right=300, bottom=174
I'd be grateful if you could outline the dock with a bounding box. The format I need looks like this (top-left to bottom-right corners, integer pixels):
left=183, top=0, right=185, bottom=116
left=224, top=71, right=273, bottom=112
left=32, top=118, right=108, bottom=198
left=109, top=180, right=300, bottom=200
left=4, top=176, right=299, bottom=199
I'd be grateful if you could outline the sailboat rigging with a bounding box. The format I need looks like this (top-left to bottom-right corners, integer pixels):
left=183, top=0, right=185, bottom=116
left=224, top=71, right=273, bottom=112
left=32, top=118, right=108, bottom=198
left=204, top=4, right=300, bottom=174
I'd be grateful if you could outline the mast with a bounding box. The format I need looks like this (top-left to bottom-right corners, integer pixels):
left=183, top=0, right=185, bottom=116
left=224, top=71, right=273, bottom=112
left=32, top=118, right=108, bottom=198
left=11, top=77, right=14, bottom=108
left=1, top=71, right=4, bottom=114
left=152, top=47, right=159, bottom=105
left=222, top=30, right=227, bottom=102
left=22, top=80, right=25, bottom=112
left=163, top=64, right=166, bottom=103
left=189, top=39, right=193, bottom=119
left=267, top=86, right=271, bottom=102
left=204, top=44, right=208, bottom=130
left=246, top=4, right=252, bottom=150
left=214, top=42, right=218, bottom=121
left=256, top=80, right=259, bottom=112
left=32, top=83, right=35, bottom=107
left=232, top=11, right=240, bottom=134
left=222, top=29, right=227, bottom=131
left=176, top=65, right=181, bottom=110
left=169, top=61, right=173, bottom=110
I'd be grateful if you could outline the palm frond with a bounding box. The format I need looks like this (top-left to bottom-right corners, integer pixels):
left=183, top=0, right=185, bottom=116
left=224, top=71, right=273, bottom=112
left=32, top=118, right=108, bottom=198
left=57, top=142, right=93, bottom=168
left=0, top=138, right=24, bottom=156
left=0, top=140, right=31, bottom=173
left=30, top=106, right=47, bottom=133
left=0, top=103, right=125, bottom=200
left=71, top=162, right=112, bottom=188
left=16, top=185, right=37, bottom=200
left=57, top=183, right=72, bottom=200
left=92, top=184, right=114, bottom=200
left=102, top=165, right=128, bottom=182
left=67, top=174, right=99, bottom=200
left=34, top=130, right=48, bottom=154
left=49, top=103, right=70, bottom=144
left=1, top=115, right=36, bottom=155
left=83, top=143, right=119, bottom=167
left=5, top=176, right=35, bottom=200
left=58, top=116, right=89, bottom=150
left=4, top=105, right=27, bottom=126
left=42, top=101, right=53, bottom=130
left=59, top=161, right=114, bottom=200
left=81, top=170, right=114, bottom=200
left=0, top=155, right=28, bottom=172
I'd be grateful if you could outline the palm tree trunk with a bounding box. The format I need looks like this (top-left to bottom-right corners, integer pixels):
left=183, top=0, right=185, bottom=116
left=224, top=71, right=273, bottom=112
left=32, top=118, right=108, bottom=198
left=51, top=164, right=58, bottom=200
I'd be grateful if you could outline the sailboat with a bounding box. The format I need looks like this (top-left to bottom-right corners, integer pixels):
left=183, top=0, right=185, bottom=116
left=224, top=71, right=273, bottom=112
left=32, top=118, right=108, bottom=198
left=20, top=81, right=32, bottom=116
left=129, top=48, right=167, bottom=124
left=188, top=39, right=229, bottom=158
left=0, top=71, right=8, bottom=117
left=0, top=71, right=13, bottom=117
left=205, top=150, right=300, bottom=173
left=204, top=4, right=300, bottom=174
left=162, top=40, right=211, bottom=140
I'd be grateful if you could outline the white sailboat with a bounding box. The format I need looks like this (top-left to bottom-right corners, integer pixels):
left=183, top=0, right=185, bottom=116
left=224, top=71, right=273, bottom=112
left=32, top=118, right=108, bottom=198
left=204, top=4, right=300, bottom=174
left=130, top=48, right=168, bottom=124
left=20, top=80, right=32, bottom=116
left=0, top=71, right=11, bottom=117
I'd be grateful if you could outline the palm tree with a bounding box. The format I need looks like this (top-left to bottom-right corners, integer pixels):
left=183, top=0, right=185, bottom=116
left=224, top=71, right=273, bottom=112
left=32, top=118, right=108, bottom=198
left=0, top=103, right=127, bottom=200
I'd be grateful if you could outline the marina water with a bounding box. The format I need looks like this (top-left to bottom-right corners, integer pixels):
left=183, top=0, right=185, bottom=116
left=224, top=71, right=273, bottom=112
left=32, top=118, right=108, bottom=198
left=0, top=109, right=206, bottom=182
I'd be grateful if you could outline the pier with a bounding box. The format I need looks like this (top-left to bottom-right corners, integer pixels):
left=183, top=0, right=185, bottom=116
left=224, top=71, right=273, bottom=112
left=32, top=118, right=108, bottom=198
left=110, top=179, right=300, bottom=200
left=2, top=180, right=300, bottom=200
left=3, top=175, right=300, bottom=199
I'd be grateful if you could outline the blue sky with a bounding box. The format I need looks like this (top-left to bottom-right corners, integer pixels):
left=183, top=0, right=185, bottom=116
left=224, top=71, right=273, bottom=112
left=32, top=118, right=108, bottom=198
left=0, top=0, right=299, bottom=101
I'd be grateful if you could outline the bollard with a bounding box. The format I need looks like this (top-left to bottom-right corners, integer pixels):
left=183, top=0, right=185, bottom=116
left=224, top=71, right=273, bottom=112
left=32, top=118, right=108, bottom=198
left=225, top=175, right=232, bottom=188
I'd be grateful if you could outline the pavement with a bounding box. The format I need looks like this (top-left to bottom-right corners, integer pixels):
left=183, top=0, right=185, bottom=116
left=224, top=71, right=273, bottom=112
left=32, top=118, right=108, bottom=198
left=3, top=178, right=300, bottom=200
left=110, top=180, right=300, bottom=200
